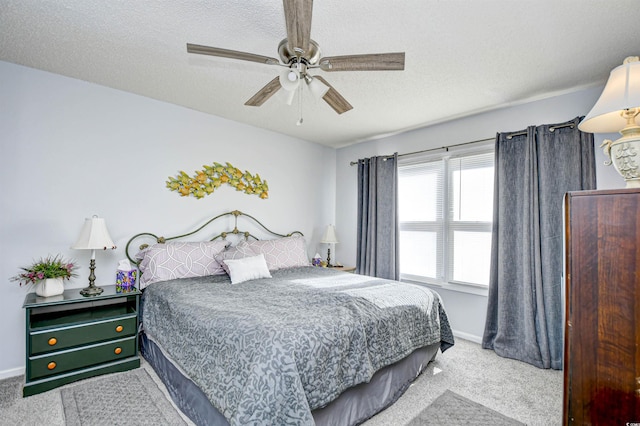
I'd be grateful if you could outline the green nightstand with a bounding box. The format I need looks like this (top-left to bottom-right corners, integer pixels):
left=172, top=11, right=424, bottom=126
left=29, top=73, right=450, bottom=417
left=22, top=285, right=141, bottom=397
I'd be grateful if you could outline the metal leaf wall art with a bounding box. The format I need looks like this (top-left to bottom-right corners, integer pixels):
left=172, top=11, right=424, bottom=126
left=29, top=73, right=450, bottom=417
left=166, top=162, right=269, bottom=199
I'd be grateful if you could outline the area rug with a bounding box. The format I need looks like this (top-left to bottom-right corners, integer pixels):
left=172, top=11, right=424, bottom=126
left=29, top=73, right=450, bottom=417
left=61, top=368, right=187, bottom=425
left=408, top=390, right=525, bottom=425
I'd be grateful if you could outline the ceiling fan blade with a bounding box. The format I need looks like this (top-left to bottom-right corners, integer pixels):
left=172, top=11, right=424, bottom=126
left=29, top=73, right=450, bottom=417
left=314, top=76, right=353, bottom=114
left=245, top=77, right=282, bottom=107
left=283, top=0, right=313, bottom=55
left=319, top=52, right=405, bottom=72
left=187, top=43, right=279, bottom=65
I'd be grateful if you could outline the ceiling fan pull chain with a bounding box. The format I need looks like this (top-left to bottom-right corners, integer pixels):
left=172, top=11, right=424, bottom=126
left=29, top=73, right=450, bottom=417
left=297, top=86, right=304, bottom=126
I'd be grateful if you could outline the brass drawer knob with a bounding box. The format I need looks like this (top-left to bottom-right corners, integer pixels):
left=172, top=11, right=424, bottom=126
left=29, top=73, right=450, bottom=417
left=48, top=337, right=57, bottom=346
left=114, top=347, right=122, bottom=355
left=47, top=361, right=56, bottom=370
left=115, top=325, right=124, bottom=333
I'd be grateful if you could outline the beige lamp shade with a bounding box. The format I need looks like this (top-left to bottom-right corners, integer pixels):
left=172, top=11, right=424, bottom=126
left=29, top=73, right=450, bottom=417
left=71, top=215, right=116, bottom=251
left=579, top=56, right=640, bottom=133
left=321, top=224, right=339, bottom=244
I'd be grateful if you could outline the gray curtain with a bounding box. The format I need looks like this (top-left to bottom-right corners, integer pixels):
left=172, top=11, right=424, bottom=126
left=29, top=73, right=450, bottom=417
left=482, top=117, right=596, bottom=369
left=356, top=153, right=399, bottom=280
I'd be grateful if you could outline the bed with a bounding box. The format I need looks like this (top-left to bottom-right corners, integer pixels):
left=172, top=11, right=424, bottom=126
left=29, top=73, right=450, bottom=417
left=126, top=210, right=454, bottom=426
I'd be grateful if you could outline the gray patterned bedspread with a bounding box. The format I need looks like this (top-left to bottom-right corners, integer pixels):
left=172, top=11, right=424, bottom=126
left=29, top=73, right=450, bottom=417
left=141, top=266, right=454, bottom=426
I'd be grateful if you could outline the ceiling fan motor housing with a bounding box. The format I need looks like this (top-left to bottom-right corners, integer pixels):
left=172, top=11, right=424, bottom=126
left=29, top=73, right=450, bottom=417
left=278, top=39, right=321, bottom=65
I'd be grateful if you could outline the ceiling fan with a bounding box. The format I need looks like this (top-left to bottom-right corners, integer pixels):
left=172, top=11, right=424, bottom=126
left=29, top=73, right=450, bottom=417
left=186, top=0, right=405, bottom=116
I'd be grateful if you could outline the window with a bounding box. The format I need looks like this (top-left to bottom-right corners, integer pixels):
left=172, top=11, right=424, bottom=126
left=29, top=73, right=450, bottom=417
left=398, top=147, right=494, bottom=288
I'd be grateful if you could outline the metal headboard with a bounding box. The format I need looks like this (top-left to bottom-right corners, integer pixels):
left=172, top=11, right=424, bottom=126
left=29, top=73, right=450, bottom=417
left=125, top=210, right=303, bottom=265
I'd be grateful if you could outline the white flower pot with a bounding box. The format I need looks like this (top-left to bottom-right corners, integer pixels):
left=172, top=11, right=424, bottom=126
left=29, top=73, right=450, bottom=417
left=35, top=277, right=65, bottom=297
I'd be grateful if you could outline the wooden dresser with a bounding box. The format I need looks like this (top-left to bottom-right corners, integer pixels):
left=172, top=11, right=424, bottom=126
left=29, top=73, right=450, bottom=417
left=23, top=285, right=140, bottom=396
left=563, top=188, right=640, bottom=424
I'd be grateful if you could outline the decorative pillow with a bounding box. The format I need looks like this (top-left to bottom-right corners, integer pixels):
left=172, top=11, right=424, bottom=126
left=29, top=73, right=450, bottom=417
left=214, top=245, right=255, bottom=274
left=237, top=235, right=309, bottom=271
left=135, top=240, right=228, bottom=289
left=223, top=254, right=272, bottom=285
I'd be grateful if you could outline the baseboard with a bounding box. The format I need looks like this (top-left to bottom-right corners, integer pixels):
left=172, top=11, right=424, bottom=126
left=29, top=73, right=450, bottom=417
left=0, top=366, right=24, bottom=380
left=452, top=330, right=482, bottom=344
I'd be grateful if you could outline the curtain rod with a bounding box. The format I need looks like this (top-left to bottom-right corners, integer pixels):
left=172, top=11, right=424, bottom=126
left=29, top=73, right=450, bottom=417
left=505, top=121, right=575, bottom=140
left=350, top=119, right=580, bottom=166
left=349, top=136, right=495, bottom=166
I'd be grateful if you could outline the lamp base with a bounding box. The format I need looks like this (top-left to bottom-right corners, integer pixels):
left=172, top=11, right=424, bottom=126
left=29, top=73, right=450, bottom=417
left=601, top=109, right=640, bottom=188
left=80, top=285, right=104, bottom=296
left=326, top=248, right=333, bottom=267
left=80, top=258, right=103, bottom=296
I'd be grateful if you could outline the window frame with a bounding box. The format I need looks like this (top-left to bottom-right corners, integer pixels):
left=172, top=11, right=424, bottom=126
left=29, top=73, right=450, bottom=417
left=398, top=142, right=494, bottom=296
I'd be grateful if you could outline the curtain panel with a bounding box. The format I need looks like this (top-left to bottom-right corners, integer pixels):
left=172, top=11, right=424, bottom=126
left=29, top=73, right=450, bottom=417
left=482, top=117, right=596, bottom=369
left=356, top=153, right=399, bottom=280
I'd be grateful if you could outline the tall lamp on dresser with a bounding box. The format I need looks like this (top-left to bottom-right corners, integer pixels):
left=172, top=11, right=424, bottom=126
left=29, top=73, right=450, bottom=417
left=578, top=55, right=640, bottom=188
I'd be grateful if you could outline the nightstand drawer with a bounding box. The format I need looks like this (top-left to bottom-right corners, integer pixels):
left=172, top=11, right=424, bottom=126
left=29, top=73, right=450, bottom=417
left=28, top=335, right=136, bottom=380
left=30, top=315, right=137, bottom=355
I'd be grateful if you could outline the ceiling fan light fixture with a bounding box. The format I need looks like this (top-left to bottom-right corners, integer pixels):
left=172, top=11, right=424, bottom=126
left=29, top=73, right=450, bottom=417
left=285, top=88, right=297, bottom=105
left=279, top=69, right=300, bottom=91
left=186, top=2, right=405, bottom=115
left=305, top=75, right=329, bottom=99
left=272, top=84, right=297, bottom=105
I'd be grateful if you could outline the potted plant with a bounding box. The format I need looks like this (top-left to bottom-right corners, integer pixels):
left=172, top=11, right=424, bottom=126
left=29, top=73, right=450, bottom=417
left=12, top=254, right=78, bottom=297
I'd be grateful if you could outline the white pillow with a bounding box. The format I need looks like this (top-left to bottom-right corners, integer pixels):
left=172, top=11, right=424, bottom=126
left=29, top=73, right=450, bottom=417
left=214, top=245, right=256, bottom=274
left=223, top=254, right=272, bottom=285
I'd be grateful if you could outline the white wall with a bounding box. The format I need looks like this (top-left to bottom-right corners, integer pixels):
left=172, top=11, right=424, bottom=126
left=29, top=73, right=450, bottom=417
left=334, top=86, right=625, bottom=342
left=0, top=61, right=336, bottom=377
left=1, top=59, right=627, bottom=375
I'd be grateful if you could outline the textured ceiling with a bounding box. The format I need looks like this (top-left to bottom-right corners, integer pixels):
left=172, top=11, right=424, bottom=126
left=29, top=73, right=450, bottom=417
left=1, top=1, right=639, bottom=148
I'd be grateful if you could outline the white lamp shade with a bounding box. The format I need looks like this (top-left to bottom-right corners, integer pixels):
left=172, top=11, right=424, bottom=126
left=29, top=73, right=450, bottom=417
left=307, top=77, right=329, bottom=99
left=279, top=68, right=300, bottom=92
left=579, top=56, right=640, bottom=133
left=321, top=224, right=339, bottom=244
left=71, top=216, right=116, bottom=250
left=274, top=85, right=297, bottom=105
left=284, top=87, right=297, bottom=105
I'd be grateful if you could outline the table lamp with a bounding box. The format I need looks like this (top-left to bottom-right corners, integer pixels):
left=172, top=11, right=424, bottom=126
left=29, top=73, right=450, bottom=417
left=72, top=215, right=116, bottom=296
left=579, top=56, right=640, bottom=187
left=321, top=224, right=339, bottom=267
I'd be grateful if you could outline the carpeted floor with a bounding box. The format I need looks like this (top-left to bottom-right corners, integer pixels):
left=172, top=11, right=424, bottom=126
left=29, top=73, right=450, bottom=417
left=362, top=338, right=562, bottom=426
left=0, top=338, right=562, bottom=425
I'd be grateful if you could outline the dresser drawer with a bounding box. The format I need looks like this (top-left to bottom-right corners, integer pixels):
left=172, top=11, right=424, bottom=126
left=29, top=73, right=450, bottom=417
left=28, top=335, right=136, bottom=380
left=30, top=315, right=137, bottom=355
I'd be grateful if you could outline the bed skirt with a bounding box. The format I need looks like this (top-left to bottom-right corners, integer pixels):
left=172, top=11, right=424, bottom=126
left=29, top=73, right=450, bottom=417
left=141, top=332, right=440, bottom=426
